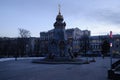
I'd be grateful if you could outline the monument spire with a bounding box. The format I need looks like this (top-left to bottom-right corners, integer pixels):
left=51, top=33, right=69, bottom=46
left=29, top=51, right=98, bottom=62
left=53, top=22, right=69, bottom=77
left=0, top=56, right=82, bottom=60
left=58, top=4, right=61, bottom=15
left=54, top=4, right=66, bottom=28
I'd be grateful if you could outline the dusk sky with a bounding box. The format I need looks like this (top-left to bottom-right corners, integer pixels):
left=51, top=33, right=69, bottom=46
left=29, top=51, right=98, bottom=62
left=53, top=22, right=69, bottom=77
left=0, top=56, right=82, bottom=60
left=0, top=0, right=120, bottom=37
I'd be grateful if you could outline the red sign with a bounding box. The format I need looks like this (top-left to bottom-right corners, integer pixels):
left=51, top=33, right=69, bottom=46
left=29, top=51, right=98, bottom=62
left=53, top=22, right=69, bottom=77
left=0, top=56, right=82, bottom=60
left=110, top=31, right=112, bottom=38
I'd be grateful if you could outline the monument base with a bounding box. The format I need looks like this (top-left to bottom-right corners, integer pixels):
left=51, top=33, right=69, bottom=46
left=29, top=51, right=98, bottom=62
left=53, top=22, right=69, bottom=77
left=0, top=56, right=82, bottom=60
left=32, top=57, right=90, bottom=64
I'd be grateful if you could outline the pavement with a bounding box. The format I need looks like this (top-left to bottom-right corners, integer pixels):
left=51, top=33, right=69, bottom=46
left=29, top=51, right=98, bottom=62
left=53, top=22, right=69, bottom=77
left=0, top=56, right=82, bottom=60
left=0, top=57, right=119, bottom=80
left=0, top=57, right=44, bottom=62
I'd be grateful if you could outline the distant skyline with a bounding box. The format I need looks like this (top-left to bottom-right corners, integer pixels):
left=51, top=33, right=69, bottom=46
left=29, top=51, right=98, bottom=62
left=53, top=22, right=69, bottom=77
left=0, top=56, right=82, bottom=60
left=0, top=0, right=120, bottom=37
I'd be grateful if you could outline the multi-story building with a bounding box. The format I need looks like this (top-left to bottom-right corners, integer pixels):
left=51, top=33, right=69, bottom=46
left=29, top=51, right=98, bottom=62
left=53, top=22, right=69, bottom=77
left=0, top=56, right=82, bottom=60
left=89, top=36, right=103, bottom=55
left=111, top=35, right=120, bottom=56
left=89, top=35, right=120, bottom=56
left=66, top=28, right=91, bottom=53
left=28, top=37, right=41, bottom=56
left=40, top=27, right=91, bottom=54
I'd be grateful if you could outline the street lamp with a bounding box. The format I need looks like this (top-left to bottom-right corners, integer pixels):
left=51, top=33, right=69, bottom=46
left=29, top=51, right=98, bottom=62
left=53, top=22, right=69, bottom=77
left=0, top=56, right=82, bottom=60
left=110, top=31, right=113, bottom=69
left=26, top=44, right=29, bottom=56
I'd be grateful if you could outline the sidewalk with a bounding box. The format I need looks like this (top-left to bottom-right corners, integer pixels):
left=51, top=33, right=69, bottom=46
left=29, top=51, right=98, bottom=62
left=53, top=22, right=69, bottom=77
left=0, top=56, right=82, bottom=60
left=0, top=57, right=44, bottom=62
left=0, top=58, right=15, bottom=62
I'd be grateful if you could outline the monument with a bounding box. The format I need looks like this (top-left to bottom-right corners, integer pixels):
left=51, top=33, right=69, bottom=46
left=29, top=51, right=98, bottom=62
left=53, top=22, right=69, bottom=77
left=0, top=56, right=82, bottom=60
left=47, top=5, right=73, bottom=60
left=33, top=5, right=88, bottom=64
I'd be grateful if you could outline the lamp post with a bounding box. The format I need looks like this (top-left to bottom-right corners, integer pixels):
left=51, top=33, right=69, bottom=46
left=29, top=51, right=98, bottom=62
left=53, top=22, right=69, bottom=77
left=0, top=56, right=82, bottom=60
left=26, top=44, right=28, bottom=56
left=110, top=31, right=113, bottom=69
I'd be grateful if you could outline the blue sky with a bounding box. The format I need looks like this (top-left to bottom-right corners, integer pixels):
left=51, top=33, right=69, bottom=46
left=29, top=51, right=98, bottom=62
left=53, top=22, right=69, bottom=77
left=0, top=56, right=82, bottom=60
left=0, top=0, right=120, bottom=37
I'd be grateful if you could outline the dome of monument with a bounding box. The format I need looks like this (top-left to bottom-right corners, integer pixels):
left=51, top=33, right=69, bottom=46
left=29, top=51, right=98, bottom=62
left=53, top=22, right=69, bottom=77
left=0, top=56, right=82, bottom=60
left=56, top=12, right=63, bottom=21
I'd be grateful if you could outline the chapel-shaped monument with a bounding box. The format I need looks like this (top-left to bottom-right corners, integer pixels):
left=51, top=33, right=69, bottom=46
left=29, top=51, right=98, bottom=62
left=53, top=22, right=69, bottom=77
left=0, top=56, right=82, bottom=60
left=48, top=5, right=74, bottom=60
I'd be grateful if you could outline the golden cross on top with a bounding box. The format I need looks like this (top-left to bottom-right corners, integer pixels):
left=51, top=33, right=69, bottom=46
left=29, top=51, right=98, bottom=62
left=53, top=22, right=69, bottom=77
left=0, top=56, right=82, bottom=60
left=58, top=4, right=61, bottom=14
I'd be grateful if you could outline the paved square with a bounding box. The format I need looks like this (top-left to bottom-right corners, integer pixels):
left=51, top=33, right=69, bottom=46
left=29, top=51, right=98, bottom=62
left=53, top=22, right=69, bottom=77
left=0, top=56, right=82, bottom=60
left=0, top=57, right=119, bottom=80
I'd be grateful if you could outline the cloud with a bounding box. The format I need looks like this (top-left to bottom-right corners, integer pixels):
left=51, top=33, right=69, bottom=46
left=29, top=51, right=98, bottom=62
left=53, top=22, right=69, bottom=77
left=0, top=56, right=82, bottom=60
left=89, top=9, right=120, bottom=25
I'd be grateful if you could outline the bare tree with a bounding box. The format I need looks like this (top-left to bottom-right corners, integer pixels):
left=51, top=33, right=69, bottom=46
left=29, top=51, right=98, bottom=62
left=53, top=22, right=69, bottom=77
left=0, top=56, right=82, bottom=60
left=18, top=28, right=31, bottom=38
left=17, top=28, right=31, bottom=57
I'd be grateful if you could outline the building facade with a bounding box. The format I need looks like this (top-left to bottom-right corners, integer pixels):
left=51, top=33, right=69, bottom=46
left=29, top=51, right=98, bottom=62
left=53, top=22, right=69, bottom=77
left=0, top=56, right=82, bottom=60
left=0, top=37, right=41, bottom=57
left=40, top=27, right=91, bottom=54
left=89, top=35, right=120, bottom=56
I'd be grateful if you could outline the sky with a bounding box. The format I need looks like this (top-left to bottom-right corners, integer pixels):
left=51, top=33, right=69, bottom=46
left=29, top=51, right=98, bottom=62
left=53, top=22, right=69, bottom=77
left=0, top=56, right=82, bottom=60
left=0, top=0, right=120, bottom=37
